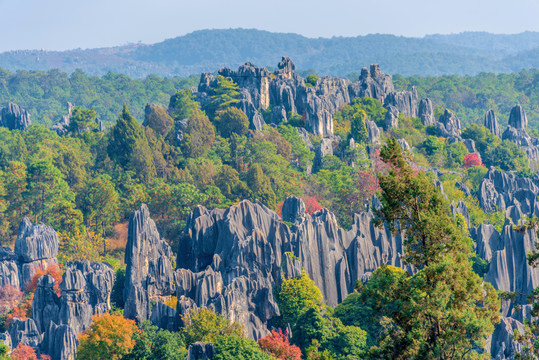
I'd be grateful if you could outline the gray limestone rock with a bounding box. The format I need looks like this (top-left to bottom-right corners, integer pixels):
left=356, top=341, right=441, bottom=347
left=218, top=62, right=271, bottom=111
left=436, top=109, right=461, bottom=138
left=455, top=181, right=471, bottom=197
left=187, top=342, right=215, bottom=360
left=365, top=120, right=380, bottom=145
left=314, top=138, right=333, bottom=169
left=451, top=201, right=470, bottom=228
left=470, top=223, right=501, bottom=262
left=32, top=275, right=60, bottom=334
left=15, top=218, right=59, bottom=263
left=8, top=318, right=41, bottom=349
left=384, top=87, right=418, bottom=118
left=397, top=138, right=411, bottom=151
left=508, top=105, right=528, bottom=129
left=418, top=98, right=435, bottom=126
left=383, top=105, right=399, bottom=130
left=0, top=247, right=19, bottom=289
left=463, top=139, right=476, bottom=153
left=349, top=65, right=395, bottom=103
left=50, top=103, right=74, bottom=136
left=270, top=105, right=287, bottom=124
left=0, top=103, right=31, bottom=131
left=124, top=204, right=175, bottom=324
left=484, top=109, right=501, bottom=137
left=150, top=302, right=177, bottom=332
left=297, top=127, right=314, bottom=149
left=487, top=317, right=524, bottom=359
left=14, top=218, right=59, bottom=289
left=281, top=196, right=306, bottom=223
left=0, top=331, right=11, bottom=350
left=41, top=322, right=78, bottom=360
left=175, top=199, right=404, bottom=339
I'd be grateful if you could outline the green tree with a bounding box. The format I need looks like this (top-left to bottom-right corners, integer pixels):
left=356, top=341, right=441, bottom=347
left=350, top=111, right=368, bottom=144
left=181, top=111, right=216, bottom=158
left=214, top=107, right=249, bottom=138
left=204, top=75, right=241, bottom=118
left=246, top=163, right=276, bottom=209
left=123, top=321, right=187, bottom=360
left=360, top=137, right=500, bottom=359
left=107, top=105, right=156, bottom=182
left=181, top=308, right=243, bottom=346
left=80, top=174, right=120, bottom=239
left=144, top=104, right=174, bottom=138
left=214, top=335, right=273, bottom=360
left=168, top=89, right=200, bottom=121
left=68, top=106, right=98, bottom=134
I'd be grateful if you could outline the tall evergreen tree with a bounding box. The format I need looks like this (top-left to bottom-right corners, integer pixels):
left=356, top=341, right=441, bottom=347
left=246, top=163, right=276, bottom=209
left=107, top=105, right=156, bottom=182
left=358, top=137, right=500, bottom=359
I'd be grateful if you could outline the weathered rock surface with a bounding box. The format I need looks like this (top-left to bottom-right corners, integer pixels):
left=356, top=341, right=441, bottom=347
left=383, top=105, right=399, bottom=130
left=314, top=138, right=334, bottom=169
left=508, top=105, right=527, bottom=129
left=175, top=197, right=404, bottom=339
left=487, top=317, right=524, bottom=360
left=13, top=218, right=59, bottom=289
left=187, top=342, right=215, bottom=360
left=32, top=275, right=60, bottom=334
left=349, top=65, right=395, bottom=103
left=124, top=204, right=176, bottom=324
left=484, top=109, right=501, bottom=137
left=0, top=103, right=31, bottom=131
left=366, top=120, right=381, bottom=145
left=436, top=109, right=461, bottom=139
left=418, top=98, right=435, bottom=126
left=384, top=87, right=418, bottom=118
left=0, top=247, right=19, bottom=289
left=41, top=322, right=77, bottom=360
left=8, top=318, right=41, bottom=349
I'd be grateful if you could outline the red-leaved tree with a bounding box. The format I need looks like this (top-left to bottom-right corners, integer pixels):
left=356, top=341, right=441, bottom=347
left=26, top=263, right=63, bottom=295
left=258, top=329, right=302, bottom=360
left=303, top=197, right=323, bottom=215
left=10, top=343, right=50, bottom=360
left=0, top=284, right=23, bottom=319
left=463, top=152, right=484, bottom=169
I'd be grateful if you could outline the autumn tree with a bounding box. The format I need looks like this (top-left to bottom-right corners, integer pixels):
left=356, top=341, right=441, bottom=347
left=258, top=329, right=302, bottom=360
left=463, top=152, right=484, bottom=168
left=359, top=137, right=500, bottom=359
left=77, top=313, right=139, bottom=360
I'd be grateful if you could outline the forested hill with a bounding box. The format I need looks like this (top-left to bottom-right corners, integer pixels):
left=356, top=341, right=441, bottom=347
left=4, top=29, right=539, bottom=77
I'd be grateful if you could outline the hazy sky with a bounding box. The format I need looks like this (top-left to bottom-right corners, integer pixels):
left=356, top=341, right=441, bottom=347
left=2, top=0, right=539, bottom=52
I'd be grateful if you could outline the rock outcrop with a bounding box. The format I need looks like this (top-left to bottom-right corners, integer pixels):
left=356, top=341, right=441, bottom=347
left=349, top=64, right=395, bottom=103
left=418, top=98, right=435, bottom=126
left=187, top=342, right=215, bottom=360
left=383, top=105, right=399, bottom=130
left=14, top=218, right=59, bottom=289
left=175, top=197, right=404, bottom=339
left=124, top=204, right=176, bottom=324
left=508, top=105, right=527, bottom=129
left=384, top=87, right=418, bottom=118
left=436, top=109, right=461, bottom=139
left=50, top=103, right=75, bottom=136
left=0, top=103, right=31, bottom=131
left=484, top=109, right=501, bottom=137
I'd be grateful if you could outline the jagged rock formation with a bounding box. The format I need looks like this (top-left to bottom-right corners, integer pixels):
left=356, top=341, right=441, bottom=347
left=0, top=102, right=31, bottom=131
left=366, top=120, right=380, bottom=145
left=14, top=218, right=59, bottom=289
left=508, top=105, right=527, bottom=129
left=187, top=342, right=215, bottom=360
left=314, top=138, right=334, bottom=169
left=175, top=197, right=404, bottom=339
left=1, top=217, right=115, bottom=360
left=383, top=105, right=399, bottom=130
left=484, top=109, right=501, bottom=137
left=418, top=98, right=435, bottom=126
left=124, top=204, right=176, bottom=324
left=194, top=58, right=416, bottom=138
left=50, top=103, right=75, bottom=135
left=384, top=87, right=418, bottom=118
left=436, top=109, right=462, bottom=139
left=349, top=65, right=395, bottom=102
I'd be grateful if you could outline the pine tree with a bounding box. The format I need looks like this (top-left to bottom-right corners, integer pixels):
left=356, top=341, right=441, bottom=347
left=246, top=163, right=276, bottom=209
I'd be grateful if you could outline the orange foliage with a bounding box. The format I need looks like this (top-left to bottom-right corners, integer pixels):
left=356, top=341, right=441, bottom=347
left=77, top=313, right=139, bottom=360
left=26, top=263, right=64, bottom=296
left=258, top=329, right=302, bottom=360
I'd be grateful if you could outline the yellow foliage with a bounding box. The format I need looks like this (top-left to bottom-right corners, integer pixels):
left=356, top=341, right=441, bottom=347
left=58, top=227, right=108, bottom=263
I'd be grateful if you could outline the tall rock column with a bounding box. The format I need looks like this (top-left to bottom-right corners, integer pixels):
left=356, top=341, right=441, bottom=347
left=124, top=204, right=176, bottom=324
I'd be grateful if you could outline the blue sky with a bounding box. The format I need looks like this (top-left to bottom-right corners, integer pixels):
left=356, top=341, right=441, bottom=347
left=1, top=0, right=539, bottom=52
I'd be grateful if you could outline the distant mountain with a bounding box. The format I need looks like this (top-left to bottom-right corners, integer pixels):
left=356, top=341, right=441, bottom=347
left=2, top=29, right=539, bottom=77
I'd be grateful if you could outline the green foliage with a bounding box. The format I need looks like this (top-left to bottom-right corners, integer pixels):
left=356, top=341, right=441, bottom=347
left=108, top=105, right=156, bottom=182
left=483, top=139, right=531, bottom=176
left=350, top=111, right=368, bottom=144
left=68, top=106, right=98, bottom=134
left=168, top=89, right=200, bottom=121
left=123, top=321, right=187, bottom=360
left=111, top=267, right=126, bottom=311
left=333, top=97, right=386, bottom=139
left=305, top=74, right=319, bottom=87
left=180, top=111, right=215, bottom=158
left=180, top=308, right=243, bottom=346
left=246, top=163, right=277, bottom=209
left=214, top=107, right=249, bottom=138
left=213, top=335, right=273, bottom=360
left=204, top=75, right=241, bottom=118
left=364, top=138, right=501, bottom=359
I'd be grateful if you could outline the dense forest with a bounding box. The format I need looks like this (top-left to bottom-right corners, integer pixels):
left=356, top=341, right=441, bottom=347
left=1, top=61, right=539, bottom=360
left=5, top=29, right=539, bottom=77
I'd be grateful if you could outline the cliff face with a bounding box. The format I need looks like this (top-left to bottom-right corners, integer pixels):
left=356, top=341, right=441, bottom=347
left=174, top=197, right=404, bottom=339
left=0, top=218, right=115, bottom=360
